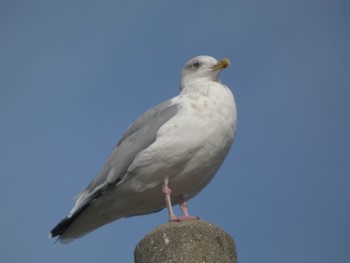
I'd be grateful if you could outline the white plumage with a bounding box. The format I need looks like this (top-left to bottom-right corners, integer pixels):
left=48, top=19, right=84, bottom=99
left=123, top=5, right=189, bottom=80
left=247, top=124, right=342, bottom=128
left=49, top=55, right=237, bottom=243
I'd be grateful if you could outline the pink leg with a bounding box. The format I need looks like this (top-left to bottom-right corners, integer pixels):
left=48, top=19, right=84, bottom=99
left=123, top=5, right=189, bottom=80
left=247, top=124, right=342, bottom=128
left=162, top=181, right=177, bottom=221
left=179, top=200, right=190, bottom=216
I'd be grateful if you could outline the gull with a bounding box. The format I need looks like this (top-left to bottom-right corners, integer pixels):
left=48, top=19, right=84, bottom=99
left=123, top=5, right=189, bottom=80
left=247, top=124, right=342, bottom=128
left=49, top=55, right=237, bottom=243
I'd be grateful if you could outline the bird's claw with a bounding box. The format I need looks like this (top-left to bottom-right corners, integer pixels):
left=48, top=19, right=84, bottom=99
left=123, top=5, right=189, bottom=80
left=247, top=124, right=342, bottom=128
left=169, top=215, right=200, bottom=222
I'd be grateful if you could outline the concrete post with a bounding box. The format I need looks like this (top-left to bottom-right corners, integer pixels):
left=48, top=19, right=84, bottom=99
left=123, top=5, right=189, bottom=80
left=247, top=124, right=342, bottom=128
left=134, top=220, right=237, bottom=263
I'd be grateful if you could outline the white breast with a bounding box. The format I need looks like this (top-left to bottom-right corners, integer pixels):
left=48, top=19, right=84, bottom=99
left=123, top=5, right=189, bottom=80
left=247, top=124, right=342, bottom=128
left=125, top=81, right=237, bottom=201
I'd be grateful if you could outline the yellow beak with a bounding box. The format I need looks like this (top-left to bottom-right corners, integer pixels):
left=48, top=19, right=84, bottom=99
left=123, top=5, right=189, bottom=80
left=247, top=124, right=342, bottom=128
left=211, top=58, right=230, bottom=71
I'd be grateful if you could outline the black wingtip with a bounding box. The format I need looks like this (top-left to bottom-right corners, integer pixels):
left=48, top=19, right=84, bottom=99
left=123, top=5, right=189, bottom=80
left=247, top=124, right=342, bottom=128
left=49, top=216, right=75, bottom=238
left=49, top=189, right=106, bottom=241
left=49, top=195, right=97, bottom=240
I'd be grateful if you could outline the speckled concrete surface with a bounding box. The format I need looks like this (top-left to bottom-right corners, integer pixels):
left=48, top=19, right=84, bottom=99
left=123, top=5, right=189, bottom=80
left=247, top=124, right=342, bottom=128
left=134, top=220, right=237, bottom=263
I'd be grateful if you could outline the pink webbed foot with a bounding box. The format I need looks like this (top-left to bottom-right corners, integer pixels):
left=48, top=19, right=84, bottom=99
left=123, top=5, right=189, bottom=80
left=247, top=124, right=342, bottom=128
left=174, top=199, right=199, bottom=221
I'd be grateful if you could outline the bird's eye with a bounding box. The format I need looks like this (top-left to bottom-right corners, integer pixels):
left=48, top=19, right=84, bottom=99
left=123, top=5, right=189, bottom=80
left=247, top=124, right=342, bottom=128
left=192, top=61, right=200, bottom=69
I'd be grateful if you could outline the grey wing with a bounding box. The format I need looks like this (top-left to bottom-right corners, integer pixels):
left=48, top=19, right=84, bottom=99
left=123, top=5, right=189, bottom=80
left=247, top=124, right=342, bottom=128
left=72, top=99, right=178, bottom=212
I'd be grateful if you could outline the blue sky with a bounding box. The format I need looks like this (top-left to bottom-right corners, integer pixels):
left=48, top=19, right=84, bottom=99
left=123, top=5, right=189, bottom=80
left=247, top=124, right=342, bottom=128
left=1, top=1, right=349, bottom=262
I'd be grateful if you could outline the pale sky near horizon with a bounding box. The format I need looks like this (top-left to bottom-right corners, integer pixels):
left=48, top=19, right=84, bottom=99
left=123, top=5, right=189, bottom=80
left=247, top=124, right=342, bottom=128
left=1, top=1, right=349, bottom=262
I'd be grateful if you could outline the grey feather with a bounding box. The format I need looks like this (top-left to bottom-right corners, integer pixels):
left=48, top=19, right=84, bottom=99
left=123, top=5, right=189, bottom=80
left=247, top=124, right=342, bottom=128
left=75, top=100, right=178, bottom=208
